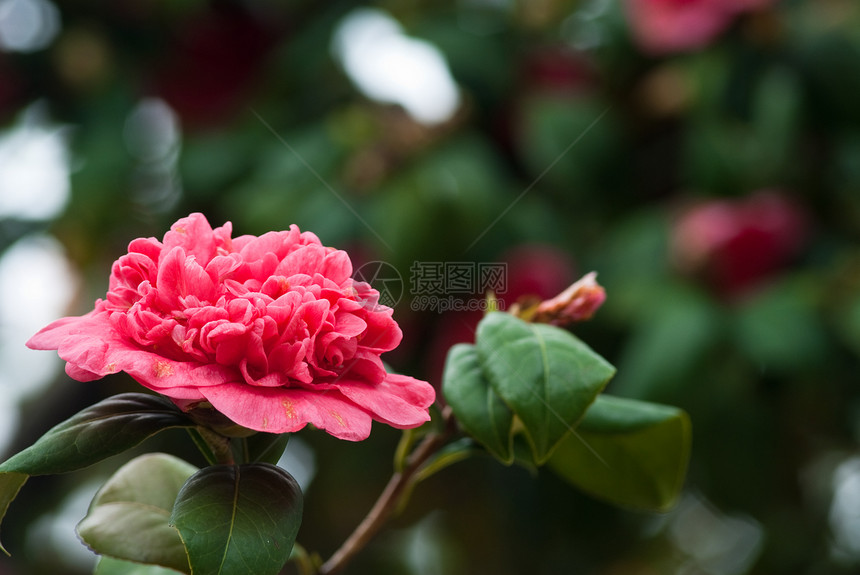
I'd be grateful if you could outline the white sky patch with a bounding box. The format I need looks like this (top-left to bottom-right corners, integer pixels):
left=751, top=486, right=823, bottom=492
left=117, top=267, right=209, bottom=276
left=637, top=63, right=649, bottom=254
left=830, top=456, right=860, bottom=562
left=0, top=105, right=71, bottom=220
left=667, top=492, right=764, bottom=575
left=562, top=0, right=611, bottom=51
left=277, top=435, right=316, bottom=492
left=124, top=98, right=181, bottom=164
left=0, top=394, right=18, bottom=459
left=0, top=0, right=60, bottom=53
left=124, top=97, right=183, bottom=213
left=0, top=234, right=78, bottom=454
left=332, top=8, right=461, bottom=125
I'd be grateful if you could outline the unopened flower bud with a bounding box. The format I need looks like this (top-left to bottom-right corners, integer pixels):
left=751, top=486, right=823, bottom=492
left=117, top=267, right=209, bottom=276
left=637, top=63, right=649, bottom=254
left=532, top=272, right=606, bottom=326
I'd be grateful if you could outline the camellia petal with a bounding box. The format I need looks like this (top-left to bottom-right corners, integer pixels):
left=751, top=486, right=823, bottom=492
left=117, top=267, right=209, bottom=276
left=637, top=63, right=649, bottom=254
left=335, top=374, right=435, bottom=428
left=26, top=213, right=434, bottom=440
left=200, top=384, right=374, bottom=440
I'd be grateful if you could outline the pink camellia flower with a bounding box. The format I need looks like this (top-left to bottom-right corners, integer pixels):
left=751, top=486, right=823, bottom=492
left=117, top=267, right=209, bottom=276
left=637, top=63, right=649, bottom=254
left=626, top=0, right=774, bottom=55
left=27, top=213, right=435, bottom=440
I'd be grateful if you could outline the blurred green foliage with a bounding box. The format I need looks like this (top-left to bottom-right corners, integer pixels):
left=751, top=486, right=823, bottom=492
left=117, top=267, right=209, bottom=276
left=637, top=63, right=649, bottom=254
left=3, top=0, right=860, bottom=573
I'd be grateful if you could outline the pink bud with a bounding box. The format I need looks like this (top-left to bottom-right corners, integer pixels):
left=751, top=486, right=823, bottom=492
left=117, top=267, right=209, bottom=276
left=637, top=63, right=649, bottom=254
left=533, top=272, right=607, bottom=326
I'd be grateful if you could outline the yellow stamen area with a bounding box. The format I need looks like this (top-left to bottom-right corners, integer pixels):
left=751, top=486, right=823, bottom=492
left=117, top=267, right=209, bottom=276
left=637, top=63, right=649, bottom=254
left=282, top=399, right=296, bottom=419
left=153, top=360, right=173, bottom=378
left=330, top=410, right=345, bottom=427
left=262, top=417, right=269, bottom=430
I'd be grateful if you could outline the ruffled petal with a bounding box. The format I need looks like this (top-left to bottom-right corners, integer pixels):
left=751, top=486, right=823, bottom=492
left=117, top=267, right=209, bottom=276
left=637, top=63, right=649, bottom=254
left=162, top=212, right=218, bottom=265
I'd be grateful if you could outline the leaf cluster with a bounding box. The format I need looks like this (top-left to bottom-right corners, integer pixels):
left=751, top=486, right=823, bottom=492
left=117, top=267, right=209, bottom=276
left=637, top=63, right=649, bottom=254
left=0, top=394, right=303, bottom=575
left=443, top=312, right=691, bottom=511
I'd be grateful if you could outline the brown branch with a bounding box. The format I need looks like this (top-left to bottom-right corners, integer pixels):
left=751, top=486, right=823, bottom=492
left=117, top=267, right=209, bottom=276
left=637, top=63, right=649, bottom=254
left=318, top=407, right=454, bottom=575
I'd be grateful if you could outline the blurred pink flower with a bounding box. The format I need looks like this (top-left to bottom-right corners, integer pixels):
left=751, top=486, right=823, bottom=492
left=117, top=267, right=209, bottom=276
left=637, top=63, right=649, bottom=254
left=27, top=213, right=434, bottom=440
left=626, top=0, right=774, bottom=55
left=672, top=191, right=807, bottom=296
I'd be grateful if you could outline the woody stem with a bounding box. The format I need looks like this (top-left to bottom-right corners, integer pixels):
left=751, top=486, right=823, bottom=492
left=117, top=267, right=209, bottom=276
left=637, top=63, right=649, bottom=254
left=318, top=407, right=454, bottom=575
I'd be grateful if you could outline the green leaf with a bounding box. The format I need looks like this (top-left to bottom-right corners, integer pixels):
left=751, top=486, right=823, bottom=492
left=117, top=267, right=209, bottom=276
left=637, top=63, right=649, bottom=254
left=78, top=453, right=197, bottom=573
left=0, top=472, right=26, bottom=555
left=548, top=395, right=691, bottom=512
left=475, top=312, right=616, bottom=464
left=0, top=393, right=194, bottom=554
left=170, top=463, right=303, bottom=575
left=95, top=556, right=185, bottom=575
left=442, top=343, right=514, bottom=463
left=244, top=433, right=290, bottom=466
left=0, top=393, right=194, bottom=476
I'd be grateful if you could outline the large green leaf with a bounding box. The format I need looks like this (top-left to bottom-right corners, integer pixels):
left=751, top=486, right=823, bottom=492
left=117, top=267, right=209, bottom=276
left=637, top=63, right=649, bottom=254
left=0, top=393, right=194, bottom=476
left=95, top=556, right=184, bottom=575
left=442, top=343, right=514, bottom=464
left=475, top=312, right=616, bottom=464
left=0, top=393, right=195, bottom=554
left=78, top=453, right=197, bottom=573
left=169, top=463, right=303, bottom=575
left=548, top=395, right=691, bottom=512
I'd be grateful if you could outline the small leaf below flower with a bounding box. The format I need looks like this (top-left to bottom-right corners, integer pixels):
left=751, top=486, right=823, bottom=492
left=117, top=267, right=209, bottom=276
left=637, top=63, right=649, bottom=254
left=170, top=463, right=303, bottom=575
left=79, top=453, right=196, bottom=573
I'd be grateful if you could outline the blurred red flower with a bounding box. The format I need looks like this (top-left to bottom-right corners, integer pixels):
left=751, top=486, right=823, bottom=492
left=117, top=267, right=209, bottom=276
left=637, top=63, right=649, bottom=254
left=672, top=191, right=807, bottom=296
